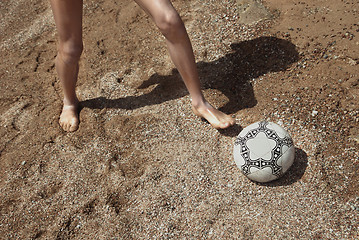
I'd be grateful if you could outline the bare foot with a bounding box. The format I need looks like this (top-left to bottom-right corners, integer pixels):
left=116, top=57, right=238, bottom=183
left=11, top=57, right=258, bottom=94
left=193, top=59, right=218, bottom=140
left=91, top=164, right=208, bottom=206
left=192, top=101, right=235, bottom=129
left=59, top=102, right=79, bottom=132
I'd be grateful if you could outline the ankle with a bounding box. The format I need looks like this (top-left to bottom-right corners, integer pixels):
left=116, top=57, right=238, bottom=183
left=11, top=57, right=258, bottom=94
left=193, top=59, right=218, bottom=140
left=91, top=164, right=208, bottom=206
left=63, top=97, right=79, bottom=107
left=190, top=96, right=206, bottom=108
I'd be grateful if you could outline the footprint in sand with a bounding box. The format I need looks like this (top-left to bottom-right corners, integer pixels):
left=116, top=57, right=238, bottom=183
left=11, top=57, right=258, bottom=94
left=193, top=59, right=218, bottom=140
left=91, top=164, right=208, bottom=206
left=0, top=100, right=33, bottom=131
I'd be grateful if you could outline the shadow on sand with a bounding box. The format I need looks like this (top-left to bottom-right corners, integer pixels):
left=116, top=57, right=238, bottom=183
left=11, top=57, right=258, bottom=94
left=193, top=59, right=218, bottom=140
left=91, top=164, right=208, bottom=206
left=81, top=36, right=299, bottom=116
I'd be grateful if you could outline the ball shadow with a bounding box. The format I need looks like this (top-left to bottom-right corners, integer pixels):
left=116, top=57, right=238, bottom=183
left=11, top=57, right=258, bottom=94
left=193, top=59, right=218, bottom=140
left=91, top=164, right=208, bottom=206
left=81, top=36, right=299, bottom=116
left=256, top=147, right=308, bottom=187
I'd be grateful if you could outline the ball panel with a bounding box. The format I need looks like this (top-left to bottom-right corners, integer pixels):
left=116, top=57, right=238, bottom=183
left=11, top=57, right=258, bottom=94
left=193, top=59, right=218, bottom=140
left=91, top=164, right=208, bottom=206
left=248, top=151, right=265, bottom=164
left=282, top=145, right=290, bottom=156
left=247, top=168, right=278, bottom=182
left=259, top=148, right=276, bottom=161
left=238, top=122, right=262, bottom=138
left=246, top=132, right=276, bottom=160
left=266, top=122, right=289, bottom=138
left=278, top=146, right=295, bottom=173
left=247, top=165, right=261, bottom=174
left=233, top=145, right=246, bottom=167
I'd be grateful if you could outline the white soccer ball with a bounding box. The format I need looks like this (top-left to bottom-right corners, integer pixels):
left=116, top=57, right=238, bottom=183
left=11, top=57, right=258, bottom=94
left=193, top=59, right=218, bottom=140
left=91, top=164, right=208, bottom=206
left=233, top=121, right=295, bottom=183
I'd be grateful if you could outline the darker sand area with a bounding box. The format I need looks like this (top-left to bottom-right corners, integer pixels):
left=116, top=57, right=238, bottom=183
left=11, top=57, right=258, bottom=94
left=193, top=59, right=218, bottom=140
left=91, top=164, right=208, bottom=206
left=0, top=0, right=358, bottom=239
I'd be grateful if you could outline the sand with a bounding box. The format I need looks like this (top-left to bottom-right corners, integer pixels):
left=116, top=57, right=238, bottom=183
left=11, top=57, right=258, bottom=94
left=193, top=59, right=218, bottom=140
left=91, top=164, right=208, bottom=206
left=0, top=0, right=358, bottom=239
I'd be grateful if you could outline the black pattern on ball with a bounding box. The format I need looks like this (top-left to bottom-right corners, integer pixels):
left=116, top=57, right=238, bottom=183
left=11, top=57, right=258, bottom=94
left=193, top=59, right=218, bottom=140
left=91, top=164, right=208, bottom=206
left=234, top=121, right=294, bottom=176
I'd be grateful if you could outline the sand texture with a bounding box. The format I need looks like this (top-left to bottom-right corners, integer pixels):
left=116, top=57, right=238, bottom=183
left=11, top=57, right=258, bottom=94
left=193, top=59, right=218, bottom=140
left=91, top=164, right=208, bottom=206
left=0, top=0, right=358, bottom=239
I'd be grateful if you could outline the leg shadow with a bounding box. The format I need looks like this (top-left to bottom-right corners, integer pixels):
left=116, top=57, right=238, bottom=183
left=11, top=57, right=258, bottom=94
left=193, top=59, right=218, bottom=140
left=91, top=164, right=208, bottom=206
left=81, top=36, right=299, bottom=115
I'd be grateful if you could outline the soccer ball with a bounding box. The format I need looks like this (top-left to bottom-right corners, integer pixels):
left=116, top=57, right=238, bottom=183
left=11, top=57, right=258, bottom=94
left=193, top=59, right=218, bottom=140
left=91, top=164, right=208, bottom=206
left=233, top=121, right=295, bottom=183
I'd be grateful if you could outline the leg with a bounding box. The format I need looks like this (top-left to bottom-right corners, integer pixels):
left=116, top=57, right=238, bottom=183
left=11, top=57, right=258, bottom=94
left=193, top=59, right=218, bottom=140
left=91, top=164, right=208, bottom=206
left=50, top=0, right=83, bottom=132
left=134, top=0, right=235, bottom=129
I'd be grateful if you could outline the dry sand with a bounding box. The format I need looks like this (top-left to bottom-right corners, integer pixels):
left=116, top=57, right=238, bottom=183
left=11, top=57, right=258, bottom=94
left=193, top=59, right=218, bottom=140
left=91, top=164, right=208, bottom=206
left=0, top=0, right=358, bottom=239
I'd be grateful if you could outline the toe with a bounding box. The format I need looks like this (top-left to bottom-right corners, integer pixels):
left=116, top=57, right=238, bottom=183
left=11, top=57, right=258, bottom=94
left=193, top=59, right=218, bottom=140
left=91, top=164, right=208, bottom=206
left=64, top=123, right=70, bottom=132
left=220, top=122, right=230, bottom=129
left=59, top=120, right=65, bottom=131
left=69, top=120, right=79, bottom=132
left=69, top=125, right=77, bottom=132
left=59, top=119, right=71, bottom=132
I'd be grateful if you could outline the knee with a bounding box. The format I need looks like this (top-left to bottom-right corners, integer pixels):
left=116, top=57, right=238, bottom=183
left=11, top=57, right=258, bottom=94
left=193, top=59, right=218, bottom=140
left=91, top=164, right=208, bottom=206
left=155, top=10, right=184, bottom=37
left=58, top=41, right=83, bottom=65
